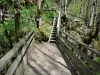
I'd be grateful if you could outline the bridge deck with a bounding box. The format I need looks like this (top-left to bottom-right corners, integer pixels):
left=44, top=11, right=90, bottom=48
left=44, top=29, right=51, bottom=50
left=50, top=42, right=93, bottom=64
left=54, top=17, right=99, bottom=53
left=24, top=40, right=75, bottom=75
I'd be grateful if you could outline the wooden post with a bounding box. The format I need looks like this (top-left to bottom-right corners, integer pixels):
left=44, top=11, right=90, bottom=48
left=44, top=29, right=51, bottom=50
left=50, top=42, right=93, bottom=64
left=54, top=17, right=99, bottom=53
left=64, top=0, right=67, bottom=14
left=85, top=0, right=91, bottom=28
left=14, top=0, right=20, bottom=42
left=37, top=0, right=44, bottom=28
left=57, top=8, right=61, bottom=36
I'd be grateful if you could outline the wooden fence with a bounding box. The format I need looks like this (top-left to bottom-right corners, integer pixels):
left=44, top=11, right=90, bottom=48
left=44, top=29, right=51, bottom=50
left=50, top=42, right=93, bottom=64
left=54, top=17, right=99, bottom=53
left=0, top=30, right=34, bottom=75
left=57, top=31, right=100, bottom=75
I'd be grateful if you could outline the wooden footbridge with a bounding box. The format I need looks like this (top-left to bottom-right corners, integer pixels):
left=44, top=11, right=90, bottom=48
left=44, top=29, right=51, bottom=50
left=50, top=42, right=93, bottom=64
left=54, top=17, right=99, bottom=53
left=0, top=12, right=100, bottom=75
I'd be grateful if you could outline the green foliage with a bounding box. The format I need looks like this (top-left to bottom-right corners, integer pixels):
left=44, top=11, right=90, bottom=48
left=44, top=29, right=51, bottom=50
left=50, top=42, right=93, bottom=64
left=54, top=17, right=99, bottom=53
left=67, top=0, right=80, bottom=16
left=43, top=11, right=53, bottom=24
left=0, top=0, right=13, bottom=4
left=0, top=5, right=37, bottom=50
left=20, top=6, right=37, bottom=33
left=94, top=57, right=100, bottom=64
left=40, top=24, right=51, bottom=37
left=0, top=19, right=14, bottom=47
left=34, top=24, right=52, bottom=42
left=67, top=0, right=88, bottom=18
left=93, top=72, right=100, bottom=75
left=44, top=0, right=53, bottom=9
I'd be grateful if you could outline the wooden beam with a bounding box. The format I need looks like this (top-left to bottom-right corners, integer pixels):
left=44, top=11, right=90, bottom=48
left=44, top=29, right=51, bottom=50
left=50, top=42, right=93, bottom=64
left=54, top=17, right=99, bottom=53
left=5, top=33, right=34, bottom=75
left=58, top=37, right=93, bottom=75
left=0, top=31, right=33, bottom=71
left=60, top=31, right=100, bottom=56
left=57, top=8, right=61, bottom=35
left=60, top=35, right=100, bottom=72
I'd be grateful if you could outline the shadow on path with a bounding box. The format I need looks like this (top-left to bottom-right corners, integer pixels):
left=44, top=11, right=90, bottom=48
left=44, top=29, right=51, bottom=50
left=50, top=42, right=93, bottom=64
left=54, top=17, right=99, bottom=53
left=56, top=43, right=78, bottom=75
left=25, top=42, right=77, bottom=75
left=33, top=45, right=68, bottom=69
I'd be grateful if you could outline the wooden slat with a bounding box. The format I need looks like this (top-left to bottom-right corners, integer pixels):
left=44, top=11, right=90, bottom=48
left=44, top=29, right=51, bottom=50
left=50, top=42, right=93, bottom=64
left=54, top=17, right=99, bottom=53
left=0, top=31, right=33, bottom=71
left=57, top=8, right=62, bottom=35
left=64, top=37, right=100, bottom=72
left=5, top=33, right=34, bottom=75
left=58, top=39, right=84, bottom=75
left=56, top=42, right=78, bottom=75
left=58, top=37, right=93, bottom=75
left=14, top=52, right=28, bottom=75
left=60, top=31, right=100, bottom=56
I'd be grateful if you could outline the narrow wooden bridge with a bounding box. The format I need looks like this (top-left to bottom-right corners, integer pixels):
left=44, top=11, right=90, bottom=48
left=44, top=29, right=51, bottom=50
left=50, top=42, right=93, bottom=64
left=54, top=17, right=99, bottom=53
left=0, top=12, right=100, bottom=75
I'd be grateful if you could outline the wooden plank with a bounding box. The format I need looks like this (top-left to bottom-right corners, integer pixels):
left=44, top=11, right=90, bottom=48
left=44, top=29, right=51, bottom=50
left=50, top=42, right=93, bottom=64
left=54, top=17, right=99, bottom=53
left=67, top=40, right=100, bottom=71
left=57, top=8, right=61, bottom=35
left=56, top=42, right=78, bottom=75
left=0, top=31, right=33, bottom=71
left=65, top=37, right=100, bottom=72
left=5, top=34, right=34, bottom=75
left=58, top=39, right=84, bottom=75
left=59, top=40, right=93, bottom=75
left=48, top=17, right=56, bottom=43
left=14, top=52, right=27, bottom=75
left=24, top=30, right=33, bottom=41
left=60, top=31, right=100, bottom=57
left=58, top=38, right=93, bottom=75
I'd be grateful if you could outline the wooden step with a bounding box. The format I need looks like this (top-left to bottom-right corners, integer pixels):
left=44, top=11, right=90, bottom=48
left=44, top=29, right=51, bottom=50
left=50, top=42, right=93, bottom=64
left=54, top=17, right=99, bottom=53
left=51, top=34, right=56, bottom=37
left=52, top=30, right=57, bottom=32
left=53, top=27, right=57, bottom=29
left=4, top=10, right=9, bottom=14
left=49, top=23, right=57, bottom=43
left=52, top=30, right=57, bottom=33
left=53, top=26, right=57, bottom=28
left=4, top=18, right=10, bottom=21
left=50, top=40, right=56, bottom=43
left=50, top=37, right=56, bottom=40
left=4, top=14, right=10, bottom=17
left=52, top=32, right=57, bottom=35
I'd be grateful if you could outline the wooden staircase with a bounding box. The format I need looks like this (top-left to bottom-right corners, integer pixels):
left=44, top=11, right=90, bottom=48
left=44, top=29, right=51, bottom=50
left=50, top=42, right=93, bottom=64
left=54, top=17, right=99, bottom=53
left=4, top=10, right=10, bottom=21
left=0, top=9, right=10, bottom=22
left=48, top=18, right=57, bottom=43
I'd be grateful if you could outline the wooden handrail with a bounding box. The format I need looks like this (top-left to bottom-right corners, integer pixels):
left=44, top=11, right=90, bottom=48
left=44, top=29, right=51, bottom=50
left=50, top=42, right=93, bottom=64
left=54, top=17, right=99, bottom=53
left=57, top=38, right=92, bottom=75
left=5, top=33, right=34, bottom=75
left=60, top=31, right=100, bottom=56
left=57, top=31, right=100, bottom=75
left=0, top=30, right=34, bottom=72
left=59, top=35, right=100, bottom=72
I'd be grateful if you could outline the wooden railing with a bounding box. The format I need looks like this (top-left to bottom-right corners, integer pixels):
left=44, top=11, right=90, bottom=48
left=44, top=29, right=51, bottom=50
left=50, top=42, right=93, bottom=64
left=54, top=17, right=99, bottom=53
left=57, top=31, right=100, bottom=75
left=0, top=30, right=34, bottom=75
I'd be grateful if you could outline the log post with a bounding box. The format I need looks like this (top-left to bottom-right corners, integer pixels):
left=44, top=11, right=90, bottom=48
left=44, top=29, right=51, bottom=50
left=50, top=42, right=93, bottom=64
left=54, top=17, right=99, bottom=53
left=14, top=0, right=20, bottom=42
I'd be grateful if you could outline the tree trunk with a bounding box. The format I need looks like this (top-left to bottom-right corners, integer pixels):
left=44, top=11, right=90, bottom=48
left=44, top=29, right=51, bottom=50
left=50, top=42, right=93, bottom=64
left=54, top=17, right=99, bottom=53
left=85, top=0, right=91, bottom=28
left=37, top=0, right=42, bottom=28
left=14, top=0, right=20, bottom=42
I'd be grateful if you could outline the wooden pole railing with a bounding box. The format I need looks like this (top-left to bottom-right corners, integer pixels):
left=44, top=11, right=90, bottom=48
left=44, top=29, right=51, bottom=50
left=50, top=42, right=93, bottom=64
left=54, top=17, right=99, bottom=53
left=56, top=31, right=100, bottom=75
left=0, top=30, right=34, bottom=75
left=60, top=31, right=100, bottom=56
left=57, top=8, right=62, bottom=35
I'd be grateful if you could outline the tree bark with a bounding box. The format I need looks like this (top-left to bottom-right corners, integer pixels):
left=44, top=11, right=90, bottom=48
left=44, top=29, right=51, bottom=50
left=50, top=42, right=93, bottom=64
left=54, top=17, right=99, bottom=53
left=36, top=0, right=45, bottom=28
left=14, top=0, right=20, bottom=42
